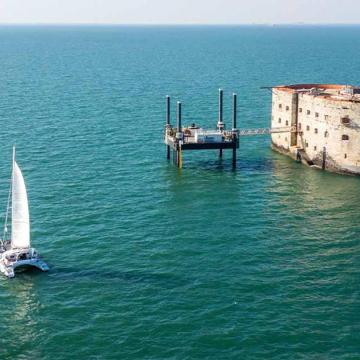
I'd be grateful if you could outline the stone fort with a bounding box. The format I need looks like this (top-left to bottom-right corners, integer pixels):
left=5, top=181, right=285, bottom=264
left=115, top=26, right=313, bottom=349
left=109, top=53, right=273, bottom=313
left=271, top=84, right=360, bottom=175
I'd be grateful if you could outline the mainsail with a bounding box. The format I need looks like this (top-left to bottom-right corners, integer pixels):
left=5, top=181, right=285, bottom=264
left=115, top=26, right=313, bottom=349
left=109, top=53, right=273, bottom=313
left=11, top=161, right=30, bottom=249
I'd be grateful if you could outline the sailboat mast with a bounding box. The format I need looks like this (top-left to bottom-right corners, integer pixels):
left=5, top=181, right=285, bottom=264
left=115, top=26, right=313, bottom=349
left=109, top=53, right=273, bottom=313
left=12, top=146, right=15, bottom=170
left=2, top=147, right=15, bottom=245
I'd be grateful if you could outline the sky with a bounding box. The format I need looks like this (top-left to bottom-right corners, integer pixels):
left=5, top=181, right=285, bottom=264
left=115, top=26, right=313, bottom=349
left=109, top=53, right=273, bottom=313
left=0, top=0, right=359, bottom=25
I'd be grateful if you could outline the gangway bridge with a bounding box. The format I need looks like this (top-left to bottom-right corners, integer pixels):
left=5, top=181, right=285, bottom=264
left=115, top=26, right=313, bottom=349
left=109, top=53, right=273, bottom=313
left=238, top=126, right=296, bottom=136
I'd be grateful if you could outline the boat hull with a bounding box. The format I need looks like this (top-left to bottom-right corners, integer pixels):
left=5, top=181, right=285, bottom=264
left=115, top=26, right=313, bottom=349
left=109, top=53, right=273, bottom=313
left=0, top=248, right=49, bottom=278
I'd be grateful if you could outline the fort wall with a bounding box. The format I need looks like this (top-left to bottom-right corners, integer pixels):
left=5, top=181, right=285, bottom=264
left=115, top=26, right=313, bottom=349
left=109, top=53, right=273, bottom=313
left=271, top=84, right=360, bottom=175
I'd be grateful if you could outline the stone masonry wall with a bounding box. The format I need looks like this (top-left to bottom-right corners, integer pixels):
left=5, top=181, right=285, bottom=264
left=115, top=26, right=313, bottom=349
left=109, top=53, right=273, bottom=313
left=271, top=89, right=296, bottom=153
left=271, top=87, right=360, bottom=175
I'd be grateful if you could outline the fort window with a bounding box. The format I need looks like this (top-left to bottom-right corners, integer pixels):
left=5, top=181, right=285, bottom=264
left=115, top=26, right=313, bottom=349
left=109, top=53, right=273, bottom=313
left=344, top=154, right=347, bottom=159
left=279, top=104, right=282, bottom=109
left=307, top=110, right=311, bottom=115
left=285, top=120, right=289, bottom=126
left=286, top=106, right=289, bottom=111
left=314, top=146, right=317, bottom=151
left=299, top=108, right=303, bottom=113
left=278, top=118, right=282, bottom=124
left=342, top=135, right=349, bottom=141
left=324, top=131, right=329, bottom=138
left=341, top=117, right=350, bottom=125
left=314, top=128, right=318, bottom=134
left=305, top=141, right=309, bottom=148
left=324, top=115, right=329, bottom=120
left=306, top=125, right=310, bottom=131
left=315, top=112, right=319, bottom=118
left=298, top=123, right=302, bottom=130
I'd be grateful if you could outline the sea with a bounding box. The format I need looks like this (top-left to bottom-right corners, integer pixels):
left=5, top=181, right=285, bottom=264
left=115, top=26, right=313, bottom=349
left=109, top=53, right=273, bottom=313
left=0, top=25, right=359, bottom=359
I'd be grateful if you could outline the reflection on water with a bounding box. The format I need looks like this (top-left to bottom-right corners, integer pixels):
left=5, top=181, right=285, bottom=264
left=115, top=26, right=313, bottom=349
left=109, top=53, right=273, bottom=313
left=269, top=152, right=360, bottom=212
left=266, top=154, right=360, bottom=280
left=0, top=275, right=43, bottom=358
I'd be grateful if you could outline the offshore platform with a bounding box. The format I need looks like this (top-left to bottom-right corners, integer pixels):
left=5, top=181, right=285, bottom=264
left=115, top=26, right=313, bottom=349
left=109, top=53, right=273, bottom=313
left=164, top=89, right=293, bottom=168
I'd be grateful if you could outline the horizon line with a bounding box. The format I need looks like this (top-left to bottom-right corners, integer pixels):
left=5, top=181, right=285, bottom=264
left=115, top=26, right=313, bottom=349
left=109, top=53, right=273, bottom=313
left=0, top=22, right=360, bottom=26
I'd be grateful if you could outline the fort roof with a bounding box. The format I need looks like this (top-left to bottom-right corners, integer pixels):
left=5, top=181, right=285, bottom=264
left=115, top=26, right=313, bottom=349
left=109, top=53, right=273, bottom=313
left=273, top=84, right=360, bottom=102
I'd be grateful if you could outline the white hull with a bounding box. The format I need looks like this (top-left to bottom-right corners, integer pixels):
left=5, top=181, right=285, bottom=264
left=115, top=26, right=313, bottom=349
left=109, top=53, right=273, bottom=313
left=0, top=248, right=49, bottom=278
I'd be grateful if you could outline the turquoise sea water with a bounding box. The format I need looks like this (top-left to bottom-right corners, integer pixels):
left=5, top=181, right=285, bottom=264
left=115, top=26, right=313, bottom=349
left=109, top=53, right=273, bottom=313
left=0, top=25, right=359, bottom=359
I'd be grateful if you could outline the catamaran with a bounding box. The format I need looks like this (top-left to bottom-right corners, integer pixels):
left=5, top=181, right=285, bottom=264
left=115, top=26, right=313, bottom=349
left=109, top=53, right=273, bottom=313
left=0, top=147, right=49, bottom=278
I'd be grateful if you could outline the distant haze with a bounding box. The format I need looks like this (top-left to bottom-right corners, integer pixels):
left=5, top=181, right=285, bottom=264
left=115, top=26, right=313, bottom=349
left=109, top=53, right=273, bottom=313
left=0, top=0, right=359, bottom=25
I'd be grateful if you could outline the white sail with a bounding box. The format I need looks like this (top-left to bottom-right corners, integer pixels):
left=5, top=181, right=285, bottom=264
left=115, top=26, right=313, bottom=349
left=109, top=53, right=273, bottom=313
left=11, top=161, right=30, bottom=249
